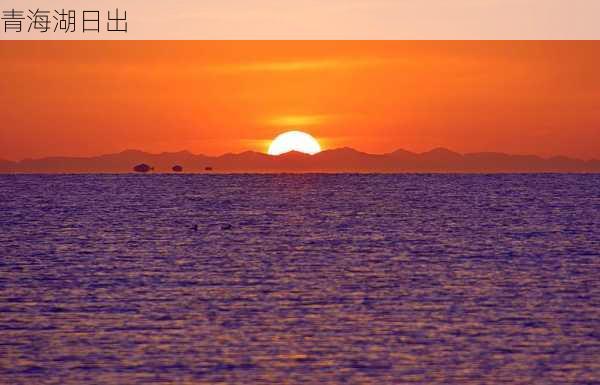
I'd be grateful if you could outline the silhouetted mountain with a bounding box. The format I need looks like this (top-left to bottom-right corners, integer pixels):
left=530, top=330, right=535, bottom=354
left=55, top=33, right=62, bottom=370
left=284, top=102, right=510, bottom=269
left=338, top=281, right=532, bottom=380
left=1, top=148, right=599, bottom=173
left=0, top=158, right=15, bottom=172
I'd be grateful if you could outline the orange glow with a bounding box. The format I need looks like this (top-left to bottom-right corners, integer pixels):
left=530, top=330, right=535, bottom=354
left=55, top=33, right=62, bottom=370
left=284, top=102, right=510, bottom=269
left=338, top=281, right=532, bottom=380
left=1, top=41, right=599, bottom=161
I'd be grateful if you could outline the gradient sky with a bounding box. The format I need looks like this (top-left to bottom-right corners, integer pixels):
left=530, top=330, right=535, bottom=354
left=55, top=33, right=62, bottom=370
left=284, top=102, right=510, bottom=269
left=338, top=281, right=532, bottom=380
left=1, top=41, right=599, bottom=160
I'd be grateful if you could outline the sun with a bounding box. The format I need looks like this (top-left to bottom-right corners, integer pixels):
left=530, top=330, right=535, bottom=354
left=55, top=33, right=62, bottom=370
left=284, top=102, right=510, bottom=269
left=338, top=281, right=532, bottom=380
left=268, top=131, right=322, bottom=156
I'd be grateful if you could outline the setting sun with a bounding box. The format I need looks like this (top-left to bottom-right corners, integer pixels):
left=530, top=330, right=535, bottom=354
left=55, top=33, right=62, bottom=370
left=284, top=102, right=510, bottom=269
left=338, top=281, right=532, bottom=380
left=267, top=131, right=322, bottom=156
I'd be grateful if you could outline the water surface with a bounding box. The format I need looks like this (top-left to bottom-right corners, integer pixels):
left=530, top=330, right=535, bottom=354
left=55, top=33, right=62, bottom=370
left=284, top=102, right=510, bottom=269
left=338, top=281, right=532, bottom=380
left=1, top=174, right=599, bottom=384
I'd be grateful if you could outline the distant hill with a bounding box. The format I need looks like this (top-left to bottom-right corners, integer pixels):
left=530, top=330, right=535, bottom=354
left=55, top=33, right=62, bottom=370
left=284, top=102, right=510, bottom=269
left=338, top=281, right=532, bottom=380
left=0, top=158, right=15, bottom=172
left=1, top=148, right=599, bottom=173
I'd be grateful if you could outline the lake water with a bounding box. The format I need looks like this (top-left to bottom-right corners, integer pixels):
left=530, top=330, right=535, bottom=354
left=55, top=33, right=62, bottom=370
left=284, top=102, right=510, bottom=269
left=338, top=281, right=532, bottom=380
left=1, top=174, right=599, bottom=384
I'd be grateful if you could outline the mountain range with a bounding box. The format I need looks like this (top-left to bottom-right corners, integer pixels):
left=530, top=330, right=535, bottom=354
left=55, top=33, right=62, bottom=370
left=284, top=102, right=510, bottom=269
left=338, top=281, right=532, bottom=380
left=1, top=148, right=599, bottom=173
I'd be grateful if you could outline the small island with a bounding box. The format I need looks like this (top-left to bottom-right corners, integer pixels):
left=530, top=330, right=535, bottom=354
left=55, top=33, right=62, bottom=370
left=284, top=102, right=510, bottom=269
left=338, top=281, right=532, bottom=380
left=172, top=165, right=183, bottom=172
left=133, top=164, right=153, bottom=173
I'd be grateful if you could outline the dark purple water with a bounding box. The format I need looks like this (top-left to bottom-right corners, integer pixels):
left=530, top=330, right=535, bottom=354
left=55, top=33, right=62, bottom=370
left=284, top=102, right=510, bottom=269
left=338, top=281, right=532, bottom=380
left=1, top=174, right=599, bottom=384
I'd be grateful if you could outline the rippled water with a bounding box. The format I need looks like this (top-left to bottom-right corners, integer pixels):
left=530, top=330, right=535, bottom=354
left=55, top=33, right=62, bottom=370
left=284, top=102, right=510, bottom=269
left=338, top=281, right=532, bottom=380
left=1, top=174, right=599, bottom=384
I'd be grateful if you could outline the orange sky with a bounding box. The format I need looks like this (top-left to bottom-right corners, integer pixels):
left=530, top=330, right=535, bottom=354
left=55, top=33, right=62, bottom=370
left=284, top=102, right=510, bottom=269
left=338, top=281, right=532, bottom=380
left=1, top=41, right=599, bottom=160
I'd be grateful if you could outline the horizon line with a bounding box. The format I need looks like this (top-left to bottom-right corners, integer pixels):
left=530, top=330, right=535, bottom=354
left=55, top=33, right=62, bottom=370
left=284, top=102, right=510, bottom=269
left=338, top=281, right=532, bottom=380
left=3, top=146, right=599, bottom=163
